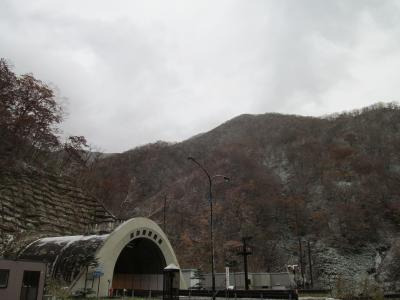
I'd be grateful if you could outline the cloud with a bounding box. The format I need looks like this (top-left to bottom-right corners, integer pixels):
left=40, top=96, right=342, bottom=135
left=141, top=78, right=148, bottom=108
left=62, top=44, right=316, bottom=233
left=1, top=0, right=400, bottom=152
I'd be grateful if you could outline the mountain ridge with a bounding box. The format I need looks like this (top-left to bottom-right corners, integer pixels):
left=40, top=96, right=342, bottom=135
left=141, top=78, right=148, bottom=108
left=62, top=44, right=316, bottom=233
left=81, top=103, right=400, bottom=289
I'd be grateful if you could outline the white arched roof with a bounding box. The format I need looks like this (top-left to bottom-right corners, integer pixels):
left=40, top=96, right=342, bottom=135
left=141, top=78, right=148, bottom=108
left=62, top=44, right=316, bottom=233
left=21, top=217, right=185, bottom=297
left=74, top=217, right=185, bottom=296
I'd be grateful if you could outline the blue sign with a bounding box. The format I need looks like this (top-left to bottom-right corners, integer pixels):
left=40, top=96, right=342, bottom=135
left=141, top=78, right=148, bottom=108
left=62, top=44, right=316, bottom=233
left=93, top=265, right=104, bottom=278
left=93, top=270, right=104, bottom=278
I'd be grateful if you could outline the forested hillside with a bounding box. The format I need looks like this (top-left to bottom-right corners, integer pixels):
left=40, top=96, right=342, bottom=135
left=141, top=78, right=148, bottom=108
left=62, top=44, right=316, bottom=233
left=85, top=103, right=400, bottom=288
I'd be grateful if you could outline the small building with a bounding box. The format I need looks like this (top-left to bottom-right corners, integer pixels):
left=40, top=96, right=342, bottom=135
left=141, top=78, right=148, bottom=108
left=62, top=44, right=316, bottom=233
left=0, top=259, right=47, bottom=300
left=17, top=217, right=185, bottom=297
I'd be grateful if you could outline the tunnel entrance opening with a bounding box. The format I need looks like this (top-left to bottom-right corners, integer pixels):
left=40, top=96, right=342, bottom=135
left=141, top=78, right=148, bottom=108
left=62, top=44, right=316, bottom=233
left=112, top=238, right=166, bottom=295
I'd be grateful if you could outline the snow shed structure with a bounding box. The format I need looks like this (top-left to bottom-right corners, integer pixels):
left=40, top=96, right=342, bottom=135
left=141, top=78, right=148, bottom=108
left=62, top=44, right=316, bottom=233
left=18, top=217, right=184, bottom=297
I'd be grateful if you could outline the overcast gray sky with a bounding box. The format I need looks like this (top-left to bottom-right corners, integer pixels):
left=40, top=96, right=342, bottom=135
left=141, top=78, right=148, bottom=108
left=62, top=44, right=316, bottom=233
left=1, top=0, right=400, bottom=152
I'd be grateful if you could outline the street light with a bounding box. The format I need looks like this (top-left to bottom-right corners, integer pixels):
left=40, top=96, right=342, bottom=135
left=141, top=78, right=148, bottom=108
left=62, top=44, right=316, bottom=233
left=187, top=156, right=229, bottom=300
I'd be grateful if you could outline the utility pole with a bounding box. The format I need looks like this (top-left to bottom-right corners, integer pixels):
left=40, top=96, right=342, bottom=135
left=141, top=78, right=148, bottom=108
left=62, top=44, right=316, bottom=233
left=298, top=238, right=305, bottom=288
left=307, top=240, right=313, bottom=288
left=163, top=194, right=167, bottom=233
left=237, top=236, right=252, bottom=290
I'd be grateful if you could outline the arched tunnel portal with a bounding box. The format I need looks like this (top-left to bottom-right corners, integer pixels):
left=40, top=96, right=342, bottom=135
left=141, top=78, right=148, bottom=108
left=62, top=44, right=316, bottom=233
left=112, top=237, right=166, bottom=292
left=19, top=218, right=185, bottom=297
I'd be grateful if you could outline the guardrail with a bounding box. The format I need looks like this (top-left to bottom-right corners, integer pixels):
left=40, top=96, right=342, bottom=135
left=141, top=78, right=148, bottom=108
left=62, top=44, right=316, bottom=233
left=183, top=289, right=298, bottom=299
left=297, top=289, right=331, bottom=295
left=384, top=294, right=400, bottom=299
left=126, top=289, right=298, bottom=299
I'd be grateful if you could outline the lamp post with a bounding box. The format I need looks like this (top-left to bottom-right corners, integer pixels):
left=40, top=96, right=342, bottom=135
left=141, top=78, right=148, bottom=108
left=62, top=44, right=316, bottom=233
left=188, top=157, right=229, bottom=300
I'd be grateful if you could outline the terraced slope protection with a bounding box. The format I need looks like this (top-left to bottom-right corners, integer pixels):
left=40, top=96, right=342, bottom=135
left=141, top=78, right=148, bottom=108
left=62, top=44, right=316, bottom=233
left=0, top=168, right=114, bottom=253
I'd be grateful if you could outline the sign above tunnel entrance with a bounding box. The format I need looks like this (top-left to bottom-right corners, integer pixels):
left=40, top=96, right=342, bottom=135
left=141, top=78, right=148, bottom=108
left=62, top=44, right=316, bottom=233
left=129, top=227, right=164, bottom=246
